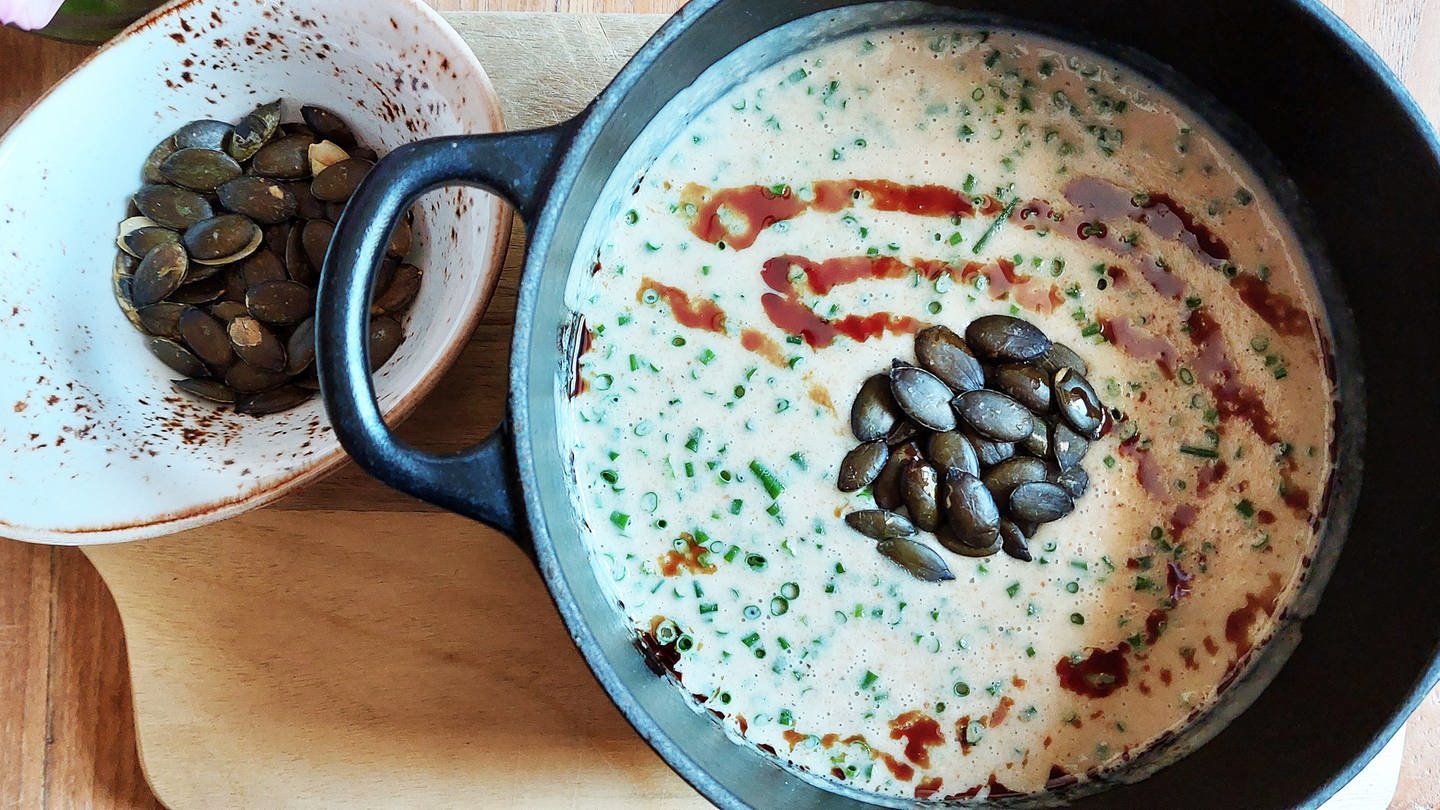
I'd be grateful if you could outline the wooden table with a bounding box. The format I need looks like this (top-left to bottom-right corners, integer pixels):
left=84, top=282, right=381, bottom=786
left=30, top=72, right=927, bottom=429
left=1, top=1, right=1438, bottom=807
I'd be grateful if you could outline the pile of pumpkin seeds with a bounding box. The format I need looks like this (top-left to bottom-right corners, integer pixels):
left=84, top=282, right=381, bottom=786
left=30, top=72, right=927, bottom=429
left=839, top=315, right=1109, bottom=581
left=112, top=100, right=421, bottom=415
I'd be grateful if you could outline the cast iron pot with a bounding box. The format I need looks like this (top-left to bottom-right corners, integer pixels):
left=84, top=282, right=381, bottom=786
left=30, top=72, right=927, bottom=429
left=315, top=1, right=1440, bottom=806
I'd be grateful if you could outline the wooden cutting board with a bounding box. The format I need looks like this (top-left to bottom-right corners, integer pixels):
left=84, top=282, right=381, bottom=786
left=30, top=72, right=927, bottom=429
left=80, top=12, right=1404, bottom=809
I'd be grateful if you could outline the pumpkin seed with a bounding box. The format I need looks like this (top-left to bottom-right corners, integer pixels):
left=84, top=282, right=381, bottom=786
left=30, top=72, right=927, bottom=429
left=208, top=300, right=250, bottom=323
left=876, top=538, right=954, bottom=582
left=246, top=280, right=313, bottom=325
left=178, top=306, right=234, bottom=366
left=963, top=427, right=1014, bottom=468
left=284, top=316, right=315, bottom=375
left=844, top=510, right=917, bottom=541
left=301, top=218, right=335, bottom=270
left=225, top=361, right=291, bottom=393
left=1054, top=367, right=1105, bottom=439
left=1009, top=482, right=1075, bottom=524
left=915, top=325, right=984, bottom=393
left=955, top=388, right=1034, bottom=442
left=301, top=105, right=357, bottom=147
left=238, top=250, right=288, bottom=288
left=965, top=314, right=1052, bottom=361
left=308, top=140, right=350, bottom=177
left=113, top=262, right=144, bottom=331
left=982, top=456, right=1050, bottom=504
left=934, top=522, right=1001, bottom=558
left=999, top=519, right=1032, bottom=562
left=902, top=460, right=942, bottom=532
left=115, top=103, right=420, bottom=417
left=218, top=176, right=297, bottom=224
left=890, top=365, right=957, bottom=431
left=235, top=385, right=312, bottom=416
left=1020, top=412, right=1050, bottom=457
left=169, top=273, right=227, bottom=305
left=993, top=362, right=1052, bottom=413
left=872, top=441, right=917, bottom=510
left=838, top=439, right=888, bottom=492
left=851, top=373, right=899, bottom=441
left=368, top=315, right=404, bottom=370
left=372, top=263, right=421, bottom=315
left=287, top=180, right=327, bottom=220
left=284, top=220, right=315, bottom=283
left=386, top=213, right=413, bottom=259
left=171, top=377, right=238, bottom=404
left=226, top=100, right=280, bottom=162
left=943, top=468, right=1000, bottom=548
left=183, top=214, right=263, bottom=265
left=927, top=431, right=979, bottom=477
left=141, top=137, right=176, bottom=184
left=117, top=217, right=180, bottom=259
left=1050, top=420, right=1089, bottom=472
left=227, top=316, right=287, bottom=372
left=311, top=158, right=372, bottom=203
left=134, top=184, right=213, bottom=230
left=160, top=147, right=243, bottom=192
left=146, top=336, right=207, bottom=377
left=1053, top=465, right=1090, bottom=500
left=137, top=302, right=188, bottom=338
left=131, top=243, right=189, bottom=307
left=171, top=119, right=231, bottom=150
left=251, top=133, right=316, bottom=179
left=1041, top=341, right=1089, bottom=377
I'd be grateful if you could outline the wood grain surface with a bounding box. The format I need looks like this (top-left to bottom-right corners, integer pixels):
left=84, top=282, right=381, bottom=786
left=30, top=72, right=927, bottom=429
left=1, top=1, right=1438, bottom=808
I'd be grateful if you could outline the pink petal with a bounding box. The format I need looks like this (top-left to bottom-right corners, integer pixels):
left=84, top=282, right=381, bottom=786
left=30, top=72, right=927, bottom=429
left=0, top=0, right=67, bottom=30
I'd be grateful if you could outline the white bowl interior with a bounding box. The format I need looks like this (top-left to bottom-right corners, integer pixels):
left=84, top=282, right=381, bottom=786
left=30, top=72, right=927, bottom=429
left=0, top=0, right=507, bottom=543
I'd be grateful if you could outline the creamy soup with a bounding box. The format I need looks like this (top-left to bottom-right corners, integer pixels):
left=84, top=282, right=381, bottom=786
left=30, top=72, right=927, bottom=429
left=561, top=25, right=1334, bottom=800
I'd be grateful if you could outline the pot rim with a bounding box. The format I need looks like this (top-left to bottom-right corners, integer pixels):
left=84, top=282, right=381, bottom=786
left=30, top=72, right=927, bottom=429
left=507, top=1, right=1440, bottom=807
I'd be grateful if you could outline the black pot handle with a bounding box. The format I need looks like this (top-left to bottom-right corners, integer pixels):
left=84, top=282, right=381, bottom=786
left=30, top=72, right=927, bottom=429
left=315, top=124, right=572, bottom=539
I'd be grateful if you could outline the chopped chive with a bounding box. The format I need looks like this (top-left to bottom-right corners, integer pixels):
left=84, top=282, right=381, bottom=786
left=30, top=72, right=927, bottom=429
left=972, top=198, right=1018, bottom=254
left=724, top=545, right=740, bottom=563
left=1178, top=368, right=1195, bottom=385
left=861, top=670, right=879, bottom=688
left=779, top=709, right=794, bottom=726
left=746, top=553, right=767, bottom=570
left=1065, top=581, right=1080, bottom=593
left=766, top=502, right=783, bottom=523
left=698, top=348, right=716, bottom=365
left=742, top=632, right=761, bottom=647
left=790, top=451, right=808, bottom=470
left=780, top=582, right=800, bottom=599
left=699, top=602, right=718, bottom=614
left=609, top=511, right=630, bottom=530
left=1070, top=613, right=1085, bottom=625
left=1081, top=322, right=1102, bottom=338
left=1180, top=445, right=1219, bottom=458
left=1103, top=455, right=1116, bottom=469
left=685, top=429, right=702, bottom=452
left=1006, top=582, right=1020, bottom=598
left=684, top=462, right=695, bottom=478
left=750, top=460, right=785, bottom=498
left=953, top=681, right=970, bottom=697
left=1236, top=499, right=1256, bottom=518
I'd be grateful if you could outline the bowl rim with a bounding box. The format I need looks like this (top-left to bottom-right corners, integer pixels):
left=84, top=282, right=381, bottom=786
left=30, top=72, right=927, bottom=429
left=0, top=0, right=512, bottom=545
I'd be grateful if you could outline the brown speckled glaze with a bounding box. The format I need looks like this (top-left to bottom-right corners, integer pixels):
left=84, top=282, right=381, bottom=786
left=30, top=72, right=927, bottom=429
left=0, top=0, right=510, bottom=544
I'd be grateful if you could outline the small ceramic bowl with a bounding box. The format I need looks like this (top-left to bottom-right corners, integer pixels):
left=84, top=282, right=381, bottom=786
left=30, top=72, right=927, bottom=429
left=0, top=0, right=509, bottom=544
